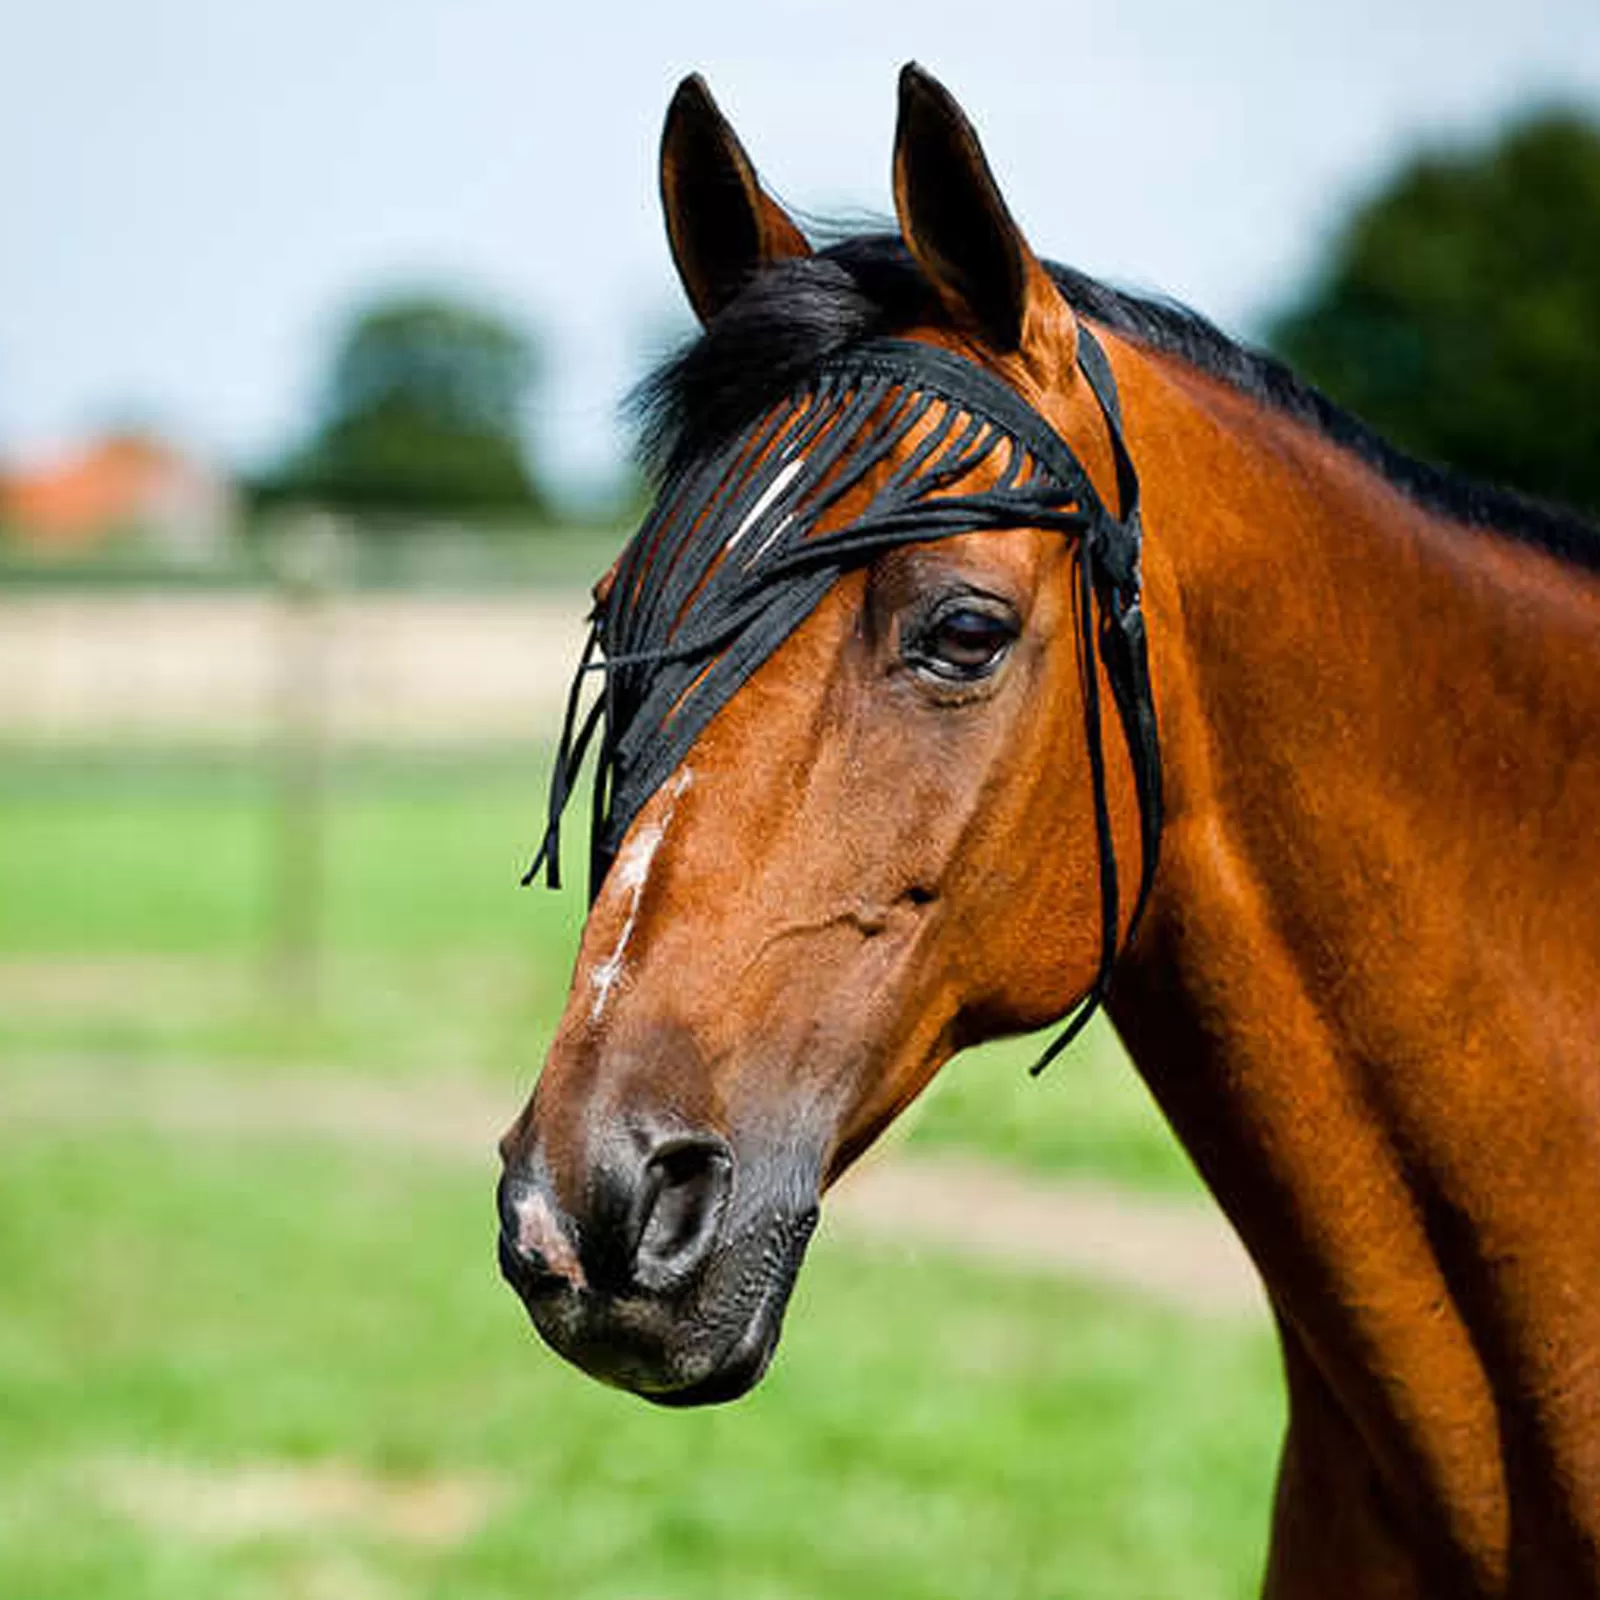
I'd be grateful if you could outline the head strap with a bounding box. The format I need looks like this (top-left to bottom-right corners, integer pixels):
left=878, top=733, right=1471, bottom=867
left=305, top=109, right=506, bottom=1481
left=525, top=327, right=1162, bottom=1072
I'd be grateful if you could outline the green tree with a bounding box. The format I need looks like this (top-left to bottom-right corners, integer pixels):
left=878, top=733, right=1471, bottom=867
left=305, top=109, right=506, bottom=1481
left=1270, top=108, right=1600, bottom=517
left=274, top=292, right=547, bottom=520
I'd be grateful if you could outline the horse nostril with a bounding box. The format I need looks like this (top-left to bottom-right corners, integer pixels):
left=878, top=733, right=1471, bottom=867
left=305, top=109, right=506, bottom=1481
left=633, top=1134, right=733, bottom=1292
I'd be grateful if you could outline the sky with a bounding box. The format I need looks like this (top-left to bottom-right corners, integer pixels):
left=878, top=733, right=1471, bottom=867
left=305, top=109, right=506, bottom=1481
left=3, top=0, right=1599, bottom=508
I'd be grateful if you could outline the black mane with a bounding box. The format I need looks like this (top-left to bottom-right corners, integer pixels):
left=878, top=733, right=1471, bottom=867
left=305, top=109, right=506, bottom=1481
left=631, top=233, right=1600, bottom=571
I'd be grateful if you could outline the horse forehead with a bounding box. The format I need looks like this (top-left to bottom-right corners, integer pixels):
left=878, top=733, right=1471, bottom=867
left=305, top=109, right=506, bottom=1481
left=546, top=328, right=1133, bottom=901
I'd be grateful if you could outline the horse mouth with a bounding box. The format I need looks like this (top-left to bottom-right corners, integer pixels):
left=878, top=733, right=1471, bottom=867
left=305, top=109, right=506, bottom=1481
left=638, top=1295, right=784, bottom=1406
left=642, top=1209, right=819, bottom=1405
left=508, top=1205, right=819, bottom=1407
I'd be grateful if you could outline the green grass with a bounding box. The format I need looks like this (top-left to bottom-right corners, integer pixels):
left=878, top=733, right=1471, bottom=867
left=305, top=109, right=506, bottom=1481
left=0, top=744, right=1199, bottom=1192
left=0, top=745, right=571, bottom=954
left=904, top=1025, right=1200, bottom=1193
left=0, top=1125, right=1279, bottom=1600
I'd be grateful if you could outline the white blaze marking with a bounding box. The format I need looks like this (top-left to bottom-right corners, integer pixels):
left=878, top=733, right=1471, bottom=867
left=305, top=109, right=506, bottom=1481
left=588, top=767, right=693, bottom=1024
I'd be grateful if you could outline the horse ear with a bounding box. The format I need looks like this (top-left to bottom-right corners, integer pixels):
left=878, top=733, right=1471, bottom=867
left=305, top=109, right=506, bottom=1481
left=892, top=63, right=1073, bottom=362
left=660, top=74, right=812, bottom=326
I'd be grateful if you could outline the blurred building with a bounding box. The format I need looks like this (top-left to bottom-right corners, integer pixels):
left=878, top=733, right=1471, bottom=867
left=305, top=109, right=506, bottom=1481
left=0, top=431, right=236, bottom=559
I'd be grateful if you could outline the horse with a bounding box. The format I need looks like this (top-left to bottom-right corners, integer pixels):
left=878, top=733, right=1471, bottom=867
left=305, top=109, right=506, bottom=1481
left=496, top=65, right=1600, bottom=1597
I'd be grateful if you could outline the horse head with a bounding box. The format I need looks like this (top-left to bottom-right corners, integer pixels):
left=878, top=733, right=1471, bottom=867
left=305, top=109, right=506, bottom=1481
left=497, top=66, right=1152, bottom=1405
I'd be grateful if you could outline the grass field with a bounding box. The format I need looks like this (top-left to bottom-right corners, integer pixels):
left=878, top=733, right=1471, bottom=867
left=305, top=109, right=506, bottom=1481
left=0, top=1128, right=1278, bottom=1600
left=0, top=741, right=1278, bottom=1596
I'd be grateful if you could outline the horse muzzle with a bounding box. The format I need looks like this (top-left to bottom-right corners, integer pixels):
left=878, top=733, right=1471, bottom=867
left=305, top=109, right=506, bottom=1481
left=496, top=1126, right=819, bottom=1405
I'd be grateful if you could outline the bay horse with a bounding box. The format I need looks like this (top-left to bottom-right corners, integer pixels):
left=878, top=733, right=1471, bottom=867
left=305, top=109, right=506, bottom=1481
left=497, top=65, right=1600, bottom=1597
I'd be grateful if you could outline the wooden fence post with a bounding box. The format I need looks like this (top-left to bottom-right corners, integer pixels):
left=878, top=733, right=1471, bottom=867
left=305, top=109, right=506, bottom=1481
left=268, top=511, right=340, bottom=1011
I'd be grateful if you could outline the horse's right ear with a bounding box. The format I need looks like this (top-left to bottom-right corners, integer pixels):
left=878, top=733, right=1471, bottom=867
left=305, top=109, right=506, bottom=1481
left=660, top=75, right=812, bottom=326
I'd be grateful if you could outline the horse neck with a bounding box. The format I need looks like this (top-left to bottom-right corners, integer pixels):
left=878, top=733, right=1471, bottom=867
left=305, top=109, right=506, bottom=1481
left=1102, top=344, right=1600, bottom=1592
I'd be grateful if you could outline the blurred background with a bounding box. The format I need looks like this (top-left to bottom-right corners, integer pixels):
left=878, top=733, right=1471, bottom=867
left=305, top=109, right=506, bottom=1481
left=3, top=4, right=1598, bottom=1597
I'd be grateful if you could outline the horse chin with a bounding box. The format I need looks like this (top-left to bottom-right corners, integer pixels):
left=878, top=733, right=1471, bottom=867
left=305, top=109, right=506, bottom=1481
left=636, top=1295, right=785, bottom=1408
left=518, top=1203, right=819, bottom=1408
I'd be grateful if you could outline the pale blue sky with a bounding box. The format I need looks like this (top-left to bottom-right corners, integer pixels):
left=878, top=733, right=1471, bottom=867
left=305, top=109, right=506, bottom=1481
left=3, top=0, right=1599, bottom=505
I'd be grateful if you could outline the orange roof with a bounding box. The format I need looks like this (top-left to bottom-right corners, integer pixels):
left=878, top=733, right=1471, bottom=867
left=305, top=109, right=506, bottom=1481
left=0, top=434, right=198, bottom=546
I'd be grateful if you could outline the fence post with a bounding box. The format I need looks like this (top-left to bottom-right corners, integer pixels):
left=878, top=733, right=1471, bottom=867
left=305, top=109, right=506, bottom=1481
left=268, top=511, right=340, bottom=1011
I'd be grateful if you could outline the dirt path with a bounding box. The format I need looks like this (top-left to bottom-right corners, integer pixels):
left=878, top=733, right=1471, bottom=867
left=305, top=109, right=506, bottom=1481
left=0, top=594, right=588, bottom=741
left=0, top=1064, right=1264, bottom=1319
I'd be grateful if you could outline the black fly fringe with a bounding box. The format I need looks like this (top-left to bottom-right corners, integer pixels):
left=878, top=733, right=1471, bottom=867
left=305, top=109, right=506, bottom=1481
left=524, top=331, right=1163, bottom=1071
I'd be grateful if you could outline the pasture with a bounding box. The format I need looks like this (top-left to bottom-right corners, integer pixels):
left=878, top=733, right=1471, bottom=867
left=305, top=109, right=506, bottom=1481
left=0, top=741, right=1278, bottom=1596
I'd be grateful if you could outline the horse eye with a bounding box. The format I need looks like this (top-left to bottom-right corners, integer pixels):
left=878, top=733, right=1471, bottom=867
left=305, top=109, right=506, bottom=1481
left=908, top=604, right=1018, bottom=682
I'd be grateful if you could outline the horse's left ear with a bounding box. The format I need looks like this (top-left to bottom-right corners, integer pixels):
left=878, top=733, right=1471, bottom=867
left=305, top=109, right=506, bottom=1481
left=660, top=74, right=812, bottom=326
left=893, top=64, right=1075, bottom=367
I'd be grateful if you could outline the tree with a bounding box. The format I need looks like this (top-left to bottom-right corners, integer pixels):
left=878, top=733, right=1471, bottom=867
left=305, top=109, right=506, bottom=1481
left=272, top=292, right=547, bottom=520
left=1269, top=109, right=1600, bottom=518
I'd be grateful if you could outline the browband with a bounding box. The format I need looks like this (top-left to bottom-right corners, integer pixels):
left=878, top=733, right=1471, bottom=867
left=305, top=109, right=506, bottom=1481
left=525, top=327, right=1162, bottom=1072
